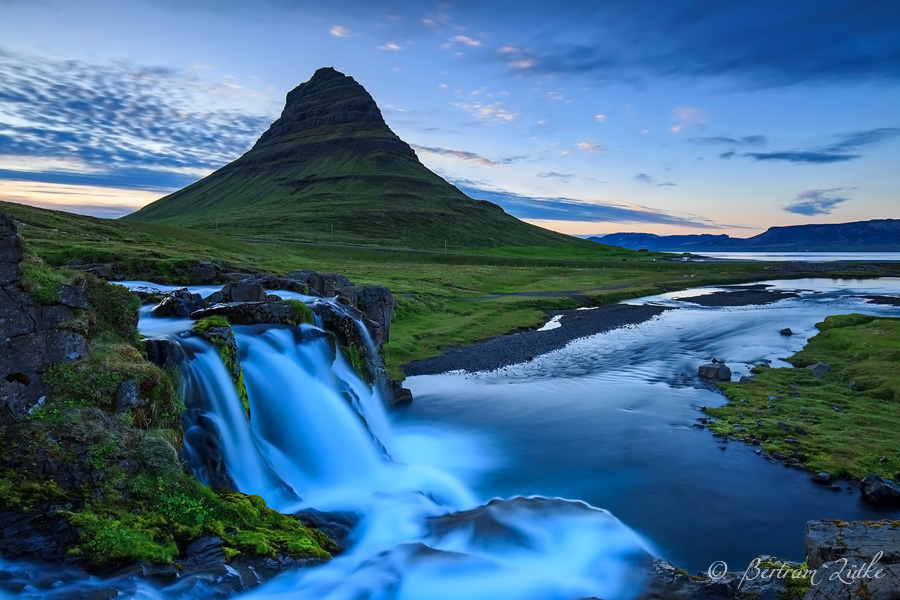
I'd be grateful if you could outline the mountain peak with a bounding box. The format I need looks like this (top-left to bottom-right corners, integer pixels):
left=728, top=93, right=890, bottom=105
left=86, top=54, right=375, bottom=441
left=251, top=66, right=398, bottom=153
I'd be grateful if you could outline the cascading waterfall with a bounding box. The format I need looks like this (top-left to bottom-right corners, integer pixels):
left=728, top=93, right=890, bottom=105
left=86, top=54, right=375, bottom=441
left=0, top=287, right=653, bottom=600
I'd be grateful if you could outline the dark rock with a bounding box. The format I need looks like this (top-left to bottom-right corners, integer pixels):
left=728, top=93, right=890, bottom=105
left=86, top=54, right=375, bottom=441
left=355, top=284, right=395, bottom=346
left=0, top=214, right=23, bottom=285
left=191, top=301, right=295, bottom=325
left=698, top=362, right=732, bottom=381
left=76, top=262, right=126, bottom=280
left=130, top=285, right=165, bottom=304
left=388, top=380, right=414, bottom=405
left=152, top=288, right=204, bottom=318
left=188, top=261, right=217, bottom=283
left=228, top=279, right=268, bottom=303
left=320, top=273, right=358, bottom=304
left=859, top=473, right=900, bottom=506
left=285, top=269, right=321, bottom=293
left=779, top=328, right=793, bottom=335
left=56, top=283, right=88, bottom=309
left=804, top=519, right=900, bottom=598
left=810, top=472, right=833, bottom=484
left=295, top=509, right=359, bottom=550
left=805, top=361, right=831, bottom=378
left=738, top=375, right=754, bottom=383
left=115, top=380, right=142, bottom=413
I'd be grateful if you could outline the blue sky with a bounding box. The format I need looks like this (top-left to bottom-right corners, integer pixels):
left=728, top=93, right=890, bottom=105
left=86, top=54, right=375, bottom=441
left=0, top=0, right=898, bottom=235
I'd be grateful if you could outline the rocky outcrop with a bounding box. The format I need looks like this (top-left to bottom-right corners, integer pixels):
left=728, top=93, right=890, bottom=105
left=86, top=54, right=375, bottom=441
left=806, top=362, right=832, bottom=378
left=859, top=474, right=900, bottom=506
left=152, top=288, right=204, bottom=318
left=804, top=520, right=900, bottom=599
left=355, top=285, right=394, bottom=347
left=1, top=214, right=88, bottom=418
left=204, top=280, right=267, bottom=304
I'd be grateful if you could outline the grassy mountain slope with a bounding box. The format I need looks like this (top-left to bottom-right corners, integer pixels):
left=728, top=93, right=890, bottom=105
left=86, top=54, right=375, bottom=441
left=126, top=67, right=595, bottom=252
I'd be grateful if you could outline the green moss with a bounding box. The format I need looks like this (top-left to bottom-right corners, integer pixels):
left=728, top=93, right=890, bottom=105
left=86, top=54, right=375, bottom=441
left=285, top=299, right=315, bottom=325
left=0, top=469, right=66, bottom=510
left=344, top=344, right=368, bottom=382
left=206, top=334, right=250, bottom=420
left=193, top=315, right=230, bottom=334
left=18, top=257, right=80, bottom=304
left=84, top=276, right=141, bottom=345
left=754, top=559, right=813, bottom=599
left=708, top=315, right=900, bottom=479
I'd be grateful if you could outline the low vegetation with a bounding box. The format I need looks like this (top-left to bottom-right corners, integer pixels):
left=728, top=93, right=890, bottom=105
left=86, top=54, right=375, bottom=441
left=708, top=314, right=900, bottom=479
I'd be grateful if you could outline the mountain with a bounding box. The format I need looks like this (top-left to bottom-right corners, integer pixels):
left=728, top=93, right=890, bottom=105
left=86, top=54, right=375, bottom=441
left=593, top=220, right=900, bottom=252
left=126, top=67, right=597, bottom=253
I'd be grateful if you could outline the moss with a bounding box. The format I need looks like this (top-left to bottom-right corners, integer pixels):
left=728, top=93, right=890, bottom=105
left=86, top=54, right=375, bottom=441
left=83, top=276, right=141, bottom=346
left=285, top=299, right=315, bottom=325
left=206, top=334, right=250, bottom=420
left=0, top=469, right=67, bottom=510
left=708, top=314, right=900, bottom=479
left=754, top=559, right=813, bottom=599
left=18, top=256, right=81, bottom=304
left=344, top=344, right=369, bottom=382
left=193, top=315, right=230, bottom=334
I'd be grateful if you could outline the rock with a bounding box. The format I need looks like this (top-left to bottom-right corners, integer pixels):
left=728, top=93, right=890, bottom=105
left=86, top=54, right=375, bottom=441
left=130, top=285, right=165, bottom=304
left=804, top=519, right=900, bottom=599
left=56, top=283, right=88, bottom=309
left=115, top=380, right=143, bottom=413
left=698, top=362, right=732, bottom=381
left=228, top=279, right=268, bottom=303
left=739, top=375, right=754, bottom=383
left=152, top=288, right=204, bottom=318
left=190, top=301, right=296, bottom=325
left=859, top=473, right=900, bottom=506
left=75, top=262, right=126, bottom=280
left=805, top=361, right=831, bottom=378
left=355, top=285, right=395, bottom=346
left=187, top=261, right=217, bottom=283
left=810, top=472, right=833, bottom=484
left=779, top=328, right=793, bottom=335
left=0, top=213, right=23, bottom=285
left=320, top=273, right=358, bottom=304
left=388, top=380, right=414, bottom=405
left=285, top=269, right=322, bottom=293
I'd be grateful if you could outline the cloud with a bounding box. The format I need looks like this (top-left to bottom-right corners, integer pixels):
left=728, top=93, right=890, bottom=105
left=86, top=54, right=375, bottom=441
left=451, top=35, right=482, bottom=47
left=537, top=171, right=575, bottom=179
left=784, top=188, right=848, bottom=215
left=451, top=180, right=720, bottom=228
left=744, top=151, right=859, bottom=164
left=0, top=48, right=271, bottom=194
left=634, top=173, right=676, bottom=186
left=329, top=25, right=350, bottom=37
left=410, top=144, right=520, bottom=167
left=576, top=141, right=603, bottom=153
left=690, top=135, right=767, bottom=146
left=719, top=151, right=736, bottom=159
left=739, top=127, right=899, bottom=164
left=670, top=106, right=705, bottom=133
left=594, top=114, right=607, bottom=123
left=485, top=1, right=900, bottom=87
left=453, top=100, right=518, bottom=123
left=378, top=42, right=402, bottom=51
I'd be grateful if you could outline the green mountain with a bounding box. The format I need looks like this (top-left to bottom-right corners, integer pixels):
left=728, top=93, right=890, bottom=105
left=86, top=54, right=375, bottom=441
left=127, top=67, right=592, bottom=252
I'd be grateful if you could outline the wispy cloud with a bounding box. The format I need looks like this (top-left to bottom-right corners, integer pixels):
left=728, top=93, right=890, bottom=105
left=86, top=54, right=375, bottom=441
left=378, top=42, right=402, bottom=51
left=410, top=144, right=520, bottom=167
left=0, top=48, right=271, bottom=193
left=670, top=106, right=705, bottom=134
left=740, top=127, right=899, bottom=164
left=537, top=171, right=575, bottom=179
left=453, top=100, right=518, bottom=123
left=689, top=135, right=767, bottom=146
left=329, top=25, right=351, bottom=37
left=576, top=141, right=603, bottom=153
left=634, top=173, right=676, bottom=186
left=486, top=2, right=900, bottom=87
left=450, top=179, right=719, bottom=228
left=784, top=188, right=848, bottom=216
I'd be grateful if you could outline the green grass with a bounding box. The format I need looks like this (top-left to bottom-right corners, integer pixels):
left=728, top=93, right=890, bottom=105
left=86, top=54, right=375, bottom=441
left=708, top=314, right=900, bottom=480
left=3, top=200, right=892, bottom=377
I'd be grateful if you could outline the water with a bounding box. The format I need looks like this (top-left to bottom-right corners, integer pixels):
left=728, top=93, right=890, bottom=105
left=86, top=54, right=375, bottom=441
left=2, top=278, right=898, bottom=598
left=697, top=252, right=900, bottom=262
left=400, top=278, right=900, bottom=572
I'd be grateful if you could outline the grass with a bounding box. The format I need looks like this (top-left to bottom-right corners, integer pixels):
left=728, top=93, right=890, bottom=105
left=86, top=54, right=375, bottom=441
left=707, top=314, right=900, bottom=480
left=3, top=200, right=894, bottom=378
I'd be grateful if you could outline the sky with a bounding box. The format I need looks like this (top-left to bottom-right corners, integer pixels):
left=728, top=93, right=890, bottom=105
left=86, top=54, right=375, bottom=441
left=0, top=0, right=898, bottom=237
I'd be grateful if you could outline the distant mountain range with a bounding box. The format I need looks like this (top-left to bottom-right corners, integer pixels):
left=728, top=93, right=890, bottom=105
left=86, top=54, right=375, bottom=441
left=592, top=220, right=900, bottom=252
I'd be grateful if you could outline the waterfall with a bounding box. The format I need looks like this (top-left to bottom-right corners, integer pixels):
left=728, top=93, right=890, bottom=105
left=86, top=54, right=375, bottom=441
left=1, top=284, right=653, bottom=600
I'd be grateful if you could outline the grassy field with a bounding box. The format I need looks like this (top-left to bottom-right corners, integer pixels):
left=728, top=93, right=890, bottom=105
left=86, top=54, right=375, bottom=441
left=708, top=314, right=900, bottom=480
left=3, top=200, right=890, bottom=376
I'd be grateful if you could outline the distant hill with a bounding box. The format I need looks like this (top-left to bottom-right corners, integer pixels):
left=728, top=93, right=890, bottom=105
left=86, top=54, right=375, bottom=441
left=593, top=220, right=900, bottom=252
left=126, top=67, right=602, bottom=253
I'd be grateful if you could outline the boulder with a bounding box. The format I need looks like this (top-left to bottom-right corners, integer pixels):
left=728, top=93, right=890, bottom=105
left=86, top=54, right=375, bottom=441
left=131, top=285, right=165, bottom=304
left=810, top=472, right=833, bottom=485
left=859, top=474, right=900, bottom=506
left=698, top=362, right=732, bottom=381
left=56, top=283, right=88, bottom=309
left=804, top=519, right=900, bottom=599
left=152, top=288, right=204, bottom=318
left=388, top=380, right=414, bottom=405
left=805, top=362, right=831, bottom=378
left=190, top=301, right=296, bottom=325
left=320, top=273, right=358, bottom=304
left=779, top=328, right=793, bottom=335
